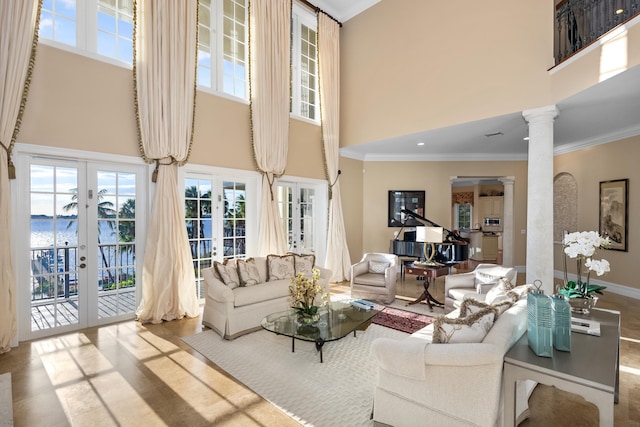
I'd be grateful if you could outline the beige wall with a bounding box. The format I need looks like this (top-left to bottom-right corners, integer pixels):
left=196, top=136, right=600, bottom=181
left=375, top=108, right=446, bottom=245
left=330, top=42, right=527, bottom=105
left=340, top=1, right=640, bottom=148
left=554, top=136, right=639, bottom=291
left=343, top=160, right=529, bottom=267
left=339, top=157, right=364, bottom=263
left=19, top=44, right=326, bottom=179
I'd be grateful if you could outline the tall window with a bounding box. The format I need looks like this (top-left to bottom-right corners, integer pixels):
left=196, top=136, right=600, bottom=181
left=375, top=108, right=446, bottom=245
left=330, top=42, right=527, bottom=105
left=39, top=0, right=134, bottom=64
left=291, top=4, right=318, bottom=121
left=198, top=0, right=248, bottom=99
left=454, top=203, right=472, bottom=230
left=185, top=178, right=213, bottom=299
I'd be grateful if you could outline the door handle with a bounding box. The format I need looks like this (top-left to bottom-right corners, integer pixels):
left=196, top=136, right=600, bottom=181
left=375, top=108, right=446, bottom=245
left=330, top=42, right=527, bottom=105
left=80, top=256, right=86, bottom=261
left=79, top=263, right=86, bottom=269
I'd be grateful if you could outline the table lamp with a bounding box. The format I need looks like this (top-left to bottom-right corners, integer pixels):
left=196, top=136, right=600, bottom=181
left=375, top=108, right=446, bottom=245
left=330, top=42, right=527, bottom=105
left=415, top=226, right=444, bottom=265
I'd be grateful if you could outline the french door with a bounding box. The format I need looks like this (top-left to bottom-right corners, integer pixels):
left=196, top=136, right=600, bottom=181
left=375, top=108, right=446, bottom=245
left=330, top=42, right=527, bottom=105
left=20, top=156, right=146, bottom=340
left=277, top=181, right=323, bottom=257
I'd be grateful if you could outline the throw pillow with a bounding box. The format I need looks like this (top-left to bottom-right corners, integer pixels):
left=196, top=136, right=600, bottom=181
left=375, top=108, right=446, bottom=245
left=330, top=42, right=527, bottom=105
left=474, top=266, right=513, bottom=291
left=267, top=254, right=295, bottom=281
left=507, top=284, right=535, bottom=301
left=432, top=306, right=498, bottom=344
left=213, top=259, right=240, bottom=289
left=368, top=261, right=389, bottom=274
left=292, top=253, right=316, bottom=277
left=236, top=258, right=262, bottom=286
left=459, top=297, right=513, bottom=318
left=485, top=277, right=516, bottom=305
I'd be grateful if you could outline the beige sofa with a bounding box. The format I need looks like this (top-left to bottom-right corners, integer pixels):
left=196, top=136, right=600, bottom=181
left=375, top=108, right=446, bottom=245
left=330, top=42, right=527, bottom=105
left=202, top=256, right=331, bottom=339
left=371, top=289, right=529, bottom=427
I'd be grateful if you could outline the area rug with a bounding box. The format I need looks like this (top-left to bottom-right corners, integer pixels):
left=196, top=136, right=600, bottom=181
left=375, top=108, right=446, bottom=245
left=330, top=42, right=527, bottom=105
left=0, top=373, right=12, bottom=427
left=182, top=324, right=407, bottom=427
left=372, top=306, right=435, bottom=333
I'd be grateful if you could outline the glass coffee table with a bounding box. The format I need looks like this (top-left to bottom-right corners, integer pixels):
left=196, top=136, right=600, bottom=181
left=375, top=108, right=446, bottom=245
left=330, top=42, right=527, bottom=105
left=261, top=299, right=384, bottom=363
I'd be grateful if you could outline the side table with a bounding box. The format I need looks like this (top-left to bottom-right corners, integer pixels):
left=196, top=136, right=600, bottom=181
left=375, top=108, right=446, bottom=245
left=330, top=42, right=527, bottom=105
left=502, top=308, right=620, bottom=426
left=403, top=263, right=449, bottom=309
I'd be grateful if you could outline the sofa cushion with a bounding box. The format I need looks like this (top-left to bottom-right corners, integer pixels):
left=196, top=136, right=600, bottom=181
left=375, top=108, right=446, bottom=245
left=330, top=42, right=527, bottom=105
left=507, top=284, right=535, bottom=301
left=237, top=258, right=262, bottom=286
left=292, top=253, right=315, bottom=277
left=485, top=277, right=517, bottom=304
left=432, top=306, right=497, bottom=343
left=353, top=272, right=387, bottom=287
left=267, top=254, right=296, bottom=281
left=448, top=288, right=483, bottom=302
left=214, top=259, right=240, bottom=289
left=233, top=280, right=290, bottom=307
left=368, top=260, right=389, bottom=274
left=459, top=297, right=513, bottom=318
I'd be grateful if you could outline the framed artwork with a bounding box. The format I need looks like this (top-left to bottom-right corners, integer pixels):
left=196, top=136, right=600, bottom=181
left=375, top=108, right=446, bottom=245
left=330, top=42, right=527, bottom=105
left=388, top=190, right=425, bottom=227
left=599, top=179, right=628, bottom=251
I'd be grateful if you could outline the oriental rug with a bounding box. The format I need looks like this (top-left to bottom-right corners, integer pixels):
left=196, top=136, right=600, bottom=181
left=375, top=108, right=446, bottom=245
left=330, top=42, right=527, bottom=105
left=371, top=306, right=435, bottom=334
left=182, top=324, right=407, bottom=427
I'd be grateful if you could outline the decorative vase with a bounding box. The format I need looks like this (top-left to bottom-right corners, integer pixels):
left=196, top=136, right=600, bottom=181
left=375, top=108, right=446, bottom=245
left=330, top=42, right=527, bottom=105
left=568, top=296, right=598, bottom=315
left=297, top=311, right=320, bottom=325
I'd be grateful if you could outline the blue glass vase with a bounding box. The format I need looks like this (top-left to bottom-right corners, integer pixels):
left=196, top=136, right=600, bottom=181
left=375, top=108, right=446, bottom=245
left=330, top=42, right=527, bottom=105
left=527, top=281, right=553, bottom=357
left=551, top=295, right=571, bottom=352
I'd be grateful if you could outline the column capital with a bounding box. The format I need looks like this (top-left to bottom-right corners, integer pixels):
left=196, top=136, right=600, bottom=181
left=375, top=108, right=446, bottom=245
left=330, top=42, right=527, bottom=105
left=499, top=176, right=515, bottom=186
left=522, top=105, right=559, bottom=124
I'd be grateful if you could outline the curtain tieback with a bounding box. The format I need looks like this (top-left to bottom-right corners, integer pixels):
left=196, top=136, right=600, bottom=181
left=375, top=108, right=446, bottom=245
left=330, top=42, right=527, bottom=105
left=328, top=169, right=341, bottom=200
left=1, top=142, right=15, bottom=180
left=151, top=157, right=177, bottom=182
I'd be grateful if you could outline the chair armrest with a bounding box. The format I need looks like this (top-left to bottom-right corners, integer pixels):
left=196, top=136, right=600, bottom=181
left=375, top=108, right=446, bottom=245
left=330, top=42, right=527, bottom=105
left=372, top=336, right=429, bottom=379
left=477, top=282, right=497, bottom=294
left=351, top=261, right=369, bottom=278
left=444, top=271, right=475, bottom=293
left=202, top=268, right=234, bottom=303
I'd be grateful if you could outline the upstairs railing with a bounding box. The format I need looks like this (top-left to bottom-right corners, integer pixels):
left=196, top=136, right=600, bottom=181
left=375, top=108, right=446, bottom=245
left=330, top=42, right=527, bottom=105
left=555, top=0, right=639, bottom=64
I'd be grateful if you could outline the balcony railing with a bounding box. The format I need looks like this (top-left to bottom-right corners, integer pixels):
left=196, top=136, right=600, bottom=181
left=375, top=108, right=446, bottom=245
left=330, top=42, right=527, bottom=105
left=555, top=0, right=639, bottom=64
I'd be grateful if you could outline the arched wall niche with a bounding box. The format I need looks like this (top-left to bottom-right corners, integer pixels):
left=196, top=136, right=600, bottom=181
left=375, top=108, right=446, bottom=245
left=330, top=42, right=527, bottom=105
left=553, top=172, right=578, bottom=242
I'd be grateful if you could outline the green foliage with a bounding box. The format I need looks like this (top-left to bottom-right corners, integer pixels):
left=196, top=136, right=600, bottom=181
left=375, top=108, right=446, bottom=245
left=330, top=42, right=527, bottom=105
left=558, top=280, right=607, bottom=299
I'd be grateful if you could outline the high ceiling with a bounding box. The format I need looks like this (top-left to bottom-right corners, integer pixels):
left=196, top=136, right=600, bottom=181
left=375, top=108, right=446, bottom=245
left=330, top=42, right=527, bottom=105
left=313, top=0, right=640, bottom=162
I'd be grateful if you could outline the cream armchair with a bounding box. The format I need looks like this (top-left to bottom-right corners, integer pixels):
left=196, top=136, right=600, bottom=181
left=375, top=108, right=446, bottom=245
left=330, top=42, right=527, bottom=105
left=350, top=253, right=398, bottom=304
left=444, top=263, right=517, bottom=312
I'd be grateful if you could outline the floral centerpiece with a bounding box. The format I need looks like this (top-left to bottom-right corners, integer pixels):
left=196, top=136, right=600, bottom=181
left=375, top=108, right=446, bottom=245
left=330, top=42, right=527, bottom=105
left=289, top=268, right=328, bottom=324
left=559, top=231, right=610, bottom=311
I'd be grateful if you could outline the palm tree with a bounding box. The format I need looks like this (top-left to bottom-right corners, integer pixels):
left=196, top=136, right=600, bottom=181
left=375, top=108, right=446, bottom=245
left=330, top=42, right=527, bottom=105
left=118, top=198, right=136, bottom=272
left=63, top=188, right=116, bottom=283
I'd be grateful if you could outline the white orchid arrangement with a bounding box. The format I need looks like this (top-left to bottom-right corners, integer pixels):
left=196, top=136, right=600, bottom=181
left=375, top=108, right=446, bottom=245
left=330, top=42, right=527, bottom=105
left=559, top=231, right=610, bottom=299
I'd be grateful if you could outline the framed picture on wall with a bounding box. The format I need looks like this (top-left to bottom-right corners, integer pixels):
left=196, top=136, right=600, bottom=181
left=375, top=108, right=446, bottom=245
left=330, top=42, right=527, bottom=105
left=388, top=190, right=425, bottom=227
left=599, top=179, right=628, bottom=251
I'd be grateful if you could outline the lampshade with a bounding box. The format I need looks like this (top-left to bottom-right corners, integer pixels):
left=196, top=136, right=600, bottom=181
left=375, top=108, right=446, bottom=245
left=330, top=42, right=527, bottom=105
left=415, top=226, right=444, bottom=243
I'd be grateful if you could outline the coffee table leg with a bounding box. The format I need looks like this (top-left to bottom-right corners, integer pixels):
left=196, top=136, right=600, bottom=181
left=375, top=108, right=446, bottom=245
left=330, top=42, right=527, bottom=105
left=315, top=339, right=325, bottom=363
left=292, top=336, right=295, bottom=353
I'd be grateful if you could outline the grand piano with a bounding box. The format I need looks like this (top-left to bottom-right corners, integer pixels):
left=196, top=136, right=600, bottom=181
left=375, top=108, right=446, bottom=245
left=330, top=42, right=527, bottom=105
left=390, top=209, right=469, bottom=266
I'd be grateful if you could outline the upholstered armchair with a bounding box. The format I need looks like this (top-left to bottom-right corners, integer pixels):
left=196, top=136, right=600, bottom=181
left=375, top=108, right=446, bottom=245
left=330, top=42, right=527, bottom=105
left=444, top=263, right=518, bottom=312
left=350, top=253, right=398, bottom=304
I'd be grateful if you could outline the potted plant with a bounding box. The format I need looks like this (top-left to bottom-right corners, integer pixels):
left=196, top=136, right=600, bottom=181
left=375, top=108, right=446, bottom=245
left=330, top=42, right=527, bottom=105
left=558, top=231, right=610, bottom=313
left=289, top=268, right=328, bottom=324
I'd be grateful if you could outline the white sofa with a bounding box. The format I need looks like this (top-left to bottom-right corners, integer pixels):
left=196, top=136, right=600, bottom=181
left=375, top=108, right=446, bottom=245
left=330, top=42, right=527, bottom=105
left=444, top=263, right=518, bottom=312
left=371, top=293, right=528, bottom=427
left=202, top=256, right=331, bottom=339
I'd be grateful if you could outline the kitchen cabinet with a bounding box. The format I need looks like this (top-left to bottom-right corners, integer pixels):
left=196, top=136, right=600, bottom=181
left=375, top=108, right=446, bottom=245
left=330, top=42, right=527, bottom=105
left=478, top=196, right=503, bottom=217
left=469, top=231, right=499, bottom=261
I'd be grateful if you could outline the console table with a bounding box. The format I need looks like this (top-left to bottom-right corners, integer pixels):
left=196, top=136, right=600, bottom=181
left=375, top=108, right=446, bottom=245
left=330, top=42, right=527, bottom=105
left=403, top=263, right=449, bottom=309
left=502, top=308, right=620, bottom=426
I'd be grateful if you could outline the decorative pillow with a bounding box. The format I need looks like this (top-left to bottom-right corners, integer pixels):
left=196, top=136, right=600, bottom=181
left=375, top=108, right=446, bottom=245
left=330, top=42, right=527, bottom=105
left=292, top=253, right=316, bottom=277
left=507, top=284, right=535, bottom=301
left=368, top=261, right=389, bottom=274
left=432, top=307, right=498, bottom=344
left=236, top=258, right=262, bottom=286
left=474, top=266, right=513, bottom=290
left=214, top=259, right=240, bottom=289
left=459, top=297, right=513, bottom=318
left=485, top=277, right=516, bottom=304
left=267, top=254, right=295, bottom=281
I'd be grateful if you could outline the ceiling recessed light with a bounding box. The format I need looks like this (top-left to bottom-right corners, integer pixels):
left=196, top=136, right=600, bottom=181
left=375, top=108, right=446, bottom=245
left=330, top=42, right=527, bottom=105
left=417, top=142, right=425, bottom=146
left=616, top=8, right=624, bottom=14
left=523, top=137, right=530, bottom=141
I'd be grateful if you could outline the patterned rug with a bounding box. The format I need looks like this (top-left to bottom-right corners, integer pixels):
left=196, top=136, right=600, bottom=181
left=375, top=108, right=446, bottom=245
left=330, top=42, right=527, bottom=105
left=372, top=306, right=436, bottom=333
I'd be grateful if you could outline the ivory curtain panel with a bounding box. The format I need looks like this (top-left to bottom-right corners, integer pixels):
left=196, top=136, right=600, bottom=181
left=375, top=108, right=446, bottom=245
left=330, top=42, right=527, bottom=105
left=318, top=14, right=351, bottom=282
left=134, top=0, right=199, bottom=323
left=0, top=0, right=41, bottom=353
left=249, top=0, right=291, bottom=256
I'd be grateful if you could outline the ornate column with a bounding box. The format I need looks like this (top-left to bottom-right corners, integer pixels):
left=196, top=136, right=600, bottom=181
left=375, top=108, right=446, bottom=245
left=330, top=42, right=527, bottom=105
left=499, top=176, right=515, bottom=268
left=523, top=105, right=559, bottom=294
